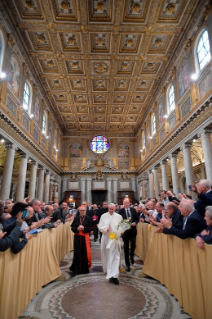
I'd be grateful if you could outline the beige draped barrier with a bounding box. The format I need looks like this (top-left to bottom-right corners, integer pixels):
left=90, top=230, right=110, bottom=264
left=0, top=222, right=73, bottom=319
left=135, top=223, right=212, bottom=319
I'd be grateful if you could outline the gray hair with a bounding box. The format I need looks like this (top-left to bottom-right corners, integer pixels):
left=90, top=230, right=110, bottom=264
left=199, top=180, right=211, bottom=190
left=181, top=199, right=195, bottom=212
left=109, top=203, right=115, bottom=207
left=44, top=205, right=52, bottom=213
left=31, top=198, right=39, bottom=206
left=139, top=203, right=145, bottom=208
left=206, top=206, right=212, bottom=219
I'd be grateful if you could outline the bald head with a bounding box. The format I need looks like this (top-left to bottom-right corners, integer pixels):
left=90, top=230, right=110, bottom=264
left=123, top=199, right=130, bottom=209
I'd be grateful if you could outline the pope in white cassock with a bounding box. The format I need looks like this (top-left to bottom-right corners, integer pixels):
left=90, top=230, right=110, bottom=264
left=98, top=203, right=123, bottom=285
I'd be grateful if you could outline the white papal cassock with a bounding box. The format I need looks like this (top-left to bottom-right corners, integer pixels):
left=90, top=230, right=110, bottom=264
left=98, top=212, right=123, bottom=279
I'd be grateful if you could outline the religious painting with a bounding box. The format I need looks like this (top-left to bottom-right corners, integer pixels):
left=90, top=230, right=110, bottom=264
left=117, top=142, right=129, bottom=158
left=8, top=55, right=20, bottom=98
left=178, top=61, right=190, bottom=99
left=118, top=161, right=129, bottom=170
left=180, top=96, right=191, bottom=118
left=22, top=114, right=29, bottom=131
left=33, top=95, right=41, bottom=126
left=152, top=137, right=157, bottom=150
left=48, top=119, right=53, bottom=142
left=53, top=129, right=57, bottom=147
left=168, top=114, right=176, bottom=132
left=6, top=96, right=17, bottom=118
left=146, top=120, right=150, bottom=138
left=158, top=101, right=165, bottom=126
left=33, top=128, right=39, bottom=143
left=69, top=160, right=82, bottom=170
left=70, top=142, right=82, bottom=158
left=199, top=70, right=212, bottom=100
left=48, top=145, right=51, bottom=156
left=159, top=129, right=165, bottom=143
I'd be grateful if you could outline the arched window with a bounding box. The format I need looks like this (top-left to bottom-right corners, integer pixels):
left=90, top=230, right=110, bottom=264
left=42, top=112, right=46, bottom=134
left=197, top=30, right=210, bottom=71
left=152, top=113, right=156, bottom=135
left=168, top=85, right=175, bottom=113
left=142, top=132, right=146, bottom=148
left=23, top=82, right=31, bottom=112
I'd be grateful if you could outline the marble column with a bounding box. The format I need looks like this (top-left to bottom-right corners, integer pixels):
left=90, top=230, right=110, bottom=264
left=148, top=170, right=154, bottom=198
left=81, top=178, right=86, bottom=202
left=153, top=167, right=160, bottom=198
left=160, top=160, right=169, bottom=190
left=107, top=179, right=112, bottom=204
left=170, top=153, right=180, bottom=196
left=182, top=144, right=195, bottom=196
left=200, top=130, right=212, bottom=182
left=28, top=161, right=37, bottom=199
left=49, top=179, right=54, bottom=202
left=61, top=177, right=68, bottom=198
left=37, top=167, right=45, bottom=201
left=200, top=166, right=206, bottom=179
left=16, top=154, right=28, bottom=202
left=86, top=178, right=92, bottom=203
left=44, top=171, right=50, bottom=204
left=0, top=144, right=16, bottom=200
left=113, top=178, right=118, bottom=204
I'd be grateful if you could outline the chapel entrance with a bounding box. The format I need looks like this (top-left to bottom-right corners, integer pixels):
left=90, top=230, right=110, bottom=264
left=92, top=190, right=107, bottom=206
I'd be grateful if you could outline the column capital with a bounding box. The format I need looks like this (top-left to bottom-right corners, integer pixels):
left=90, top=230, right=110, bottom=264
left=197, top=129, right=212, bottom=138
left=19, top=152, right=28, bottom=159
left=5, top=143, right=17, bottom=150
left=45, top=170, right=50, bottom=175
left=180, top=143, right=192, bottom=151
left=169, top=153, right=178, bottom=159
left=154, top=164, right=160, bottom=170
left=30, top=160, right=37, bottom=166
left=148, top=169, right=153, bottom=174
left=160, top=159, right=168, bottom=165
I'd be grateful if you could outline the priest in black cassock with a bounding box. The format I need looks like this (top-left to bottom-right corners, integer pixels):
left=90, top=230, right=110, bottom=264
left=69, top=205, right=94, bottom=275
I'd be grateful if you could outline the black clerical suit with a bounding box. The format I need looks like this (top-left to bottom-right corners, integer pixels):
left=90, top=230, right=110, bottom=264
left=119, top=207, right=138, bottom=267
left=98, top=206, right=108, bottom=242
left=86, top=208, right=99, bottom=241
left=52, top=208, right=67, bottom=223
left=163, top=209, right=206, bottom=239
left=70, top=215, right=94, bottom=275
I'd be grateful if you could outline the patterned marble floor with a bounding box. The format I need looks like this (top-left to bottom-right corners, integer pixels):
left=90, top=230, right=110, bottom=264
left=20, top=236, right=191, bottom=319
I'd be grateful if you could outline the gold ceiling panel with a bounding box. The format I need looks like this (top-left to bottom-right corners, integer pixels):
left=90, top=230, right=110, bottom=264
left=7, top=0, right=200, bottom=136
left=123, top=0, right=150, bottom=23
left=15, top=0, right=44, bottom=20
left=51, top=0, right=78, bottom=22
left=88, top=0, right=113, bottom=23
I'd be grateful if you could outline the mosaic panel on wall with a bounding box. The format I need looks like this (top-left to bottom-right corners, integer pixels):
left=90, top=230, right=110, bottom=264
left=8, top=55, right=20, bottom=98
left=69, top=160, right=82, bottom=170
left=178, top=60, right=190, bottom=99
left=117, top=142, right=129, bottom=158
left=6, top=95, right=17, bottom=118
left=33, top=95, right=41, bottom=127
left=159, top=129, right=165, bottom=143
left=48, top=119, right=53, bottom=142
left=118, top=161, right=129, bottom=170
left=180, top=96, right=191, bottom=118
left=22, top=113, right=29, bottom=131
left=69, top=142, right=82, bottom=158
left=168, top=113, right=176, bottom=132
left=158, top=100, right=165, bottom=126
left=198, top=70, right=212, bottom=100
left=33, top=127, right=39, bottom=143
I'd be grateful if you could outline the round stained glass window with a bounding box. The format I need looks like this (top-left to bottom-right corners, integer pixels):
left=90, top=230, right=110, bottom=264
left=90, top=136, right=109, bottom=154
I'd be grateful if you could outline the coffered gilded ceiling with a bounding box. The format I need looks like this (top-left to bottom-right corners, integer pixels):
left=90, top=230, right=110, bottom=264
left=7, top=0, right=200, bottom=136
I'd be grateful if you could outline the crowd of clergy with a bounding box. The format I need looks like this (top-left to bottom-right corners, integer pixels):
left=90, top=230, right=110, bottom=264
left=0, top=179, right=212, bottom=284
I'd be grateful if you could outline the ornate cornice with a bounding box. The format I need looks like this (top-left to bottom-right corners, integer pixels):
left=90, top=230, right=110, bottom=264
left=0, top=3, right=63, bottom=134
left=135, top=0, right=207, bottom=135
left=0, top=108, right=62, bottom=175
left=137, top=95, right=212, bottom=174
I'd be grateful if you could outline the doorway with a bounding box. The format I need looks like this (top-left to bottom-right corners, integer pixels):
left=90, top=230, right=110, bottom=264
left=92, top=190, right=107, bottom=206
